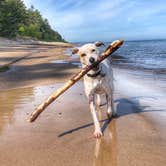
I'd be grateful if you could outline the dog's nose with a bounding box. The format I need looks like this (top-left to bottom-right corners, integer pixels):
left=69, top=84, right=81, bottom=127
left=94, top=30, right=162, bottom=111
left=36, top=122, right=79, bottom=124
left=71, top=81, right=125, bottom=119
left=89, top=57, right=95, bottom=63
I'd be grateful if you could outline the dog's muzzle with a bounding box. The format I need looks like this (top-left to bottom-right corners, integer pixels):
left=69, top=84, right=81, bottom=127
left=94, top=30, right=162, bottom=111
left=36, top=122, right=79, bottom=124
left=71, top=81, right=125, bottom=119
left=89, top=57, right=99, bottom=71
left=87, top=66, right=105, bottom=78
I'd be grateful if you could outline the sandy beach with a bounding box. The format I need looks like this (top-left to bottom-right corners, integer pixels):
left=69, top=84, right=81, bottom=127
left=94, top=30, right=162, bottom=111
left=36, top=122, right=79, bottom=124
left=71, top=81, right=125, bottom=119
left=0, top=41, right=166, bottom=166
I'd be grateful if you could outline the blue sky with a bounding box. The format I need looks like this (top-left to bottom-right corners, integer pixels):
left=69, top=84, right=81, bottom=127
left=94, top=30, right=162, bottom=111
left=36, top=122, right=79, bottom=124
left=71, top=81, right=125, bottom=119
left=23, top=0, right=166, bottom=42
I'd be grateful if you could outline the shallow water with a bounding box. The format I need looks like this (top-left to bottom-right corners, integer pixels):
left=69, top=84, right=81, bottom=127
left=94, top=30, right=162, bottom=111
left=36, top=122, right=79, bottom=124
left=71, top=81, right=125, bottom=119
left=51, top=59, right=81, bottom=68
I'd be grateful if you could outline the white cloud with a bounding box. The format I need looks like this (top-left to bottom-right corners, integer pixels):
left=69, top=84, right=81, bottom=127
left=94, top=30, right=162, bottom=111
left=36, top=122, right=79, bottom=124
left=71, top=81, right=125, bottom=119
left=22, top=0, right=166, bottom=41
left=23, top=0, right=33, bottom=7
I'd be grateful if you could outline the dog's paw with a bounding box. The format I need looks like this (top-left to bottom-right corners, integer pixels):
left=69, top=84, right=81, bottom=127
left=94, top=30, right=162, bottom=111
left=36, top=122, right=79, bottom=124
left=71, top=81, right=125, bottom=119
left=107, top=112, right=112, bottom=120
left=93, top=130, right=103, bottom=139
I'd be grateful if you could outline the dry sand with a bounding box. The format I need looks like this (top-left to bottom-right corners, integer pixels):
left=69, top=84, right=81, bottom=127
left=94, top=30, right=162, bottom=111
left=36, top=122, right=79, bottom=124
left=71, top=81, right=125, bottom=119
left=0, top=42, right=165, bottom=166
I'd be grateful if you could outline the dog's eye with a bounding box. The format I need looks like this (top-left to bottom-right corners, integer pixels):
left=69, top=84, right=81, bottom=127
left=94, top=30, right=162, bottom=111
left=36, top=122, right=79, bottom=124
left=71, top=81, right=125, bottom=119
left=80, top=53, right=86, bottom=57
left=92, top=49, right=96, bottom=52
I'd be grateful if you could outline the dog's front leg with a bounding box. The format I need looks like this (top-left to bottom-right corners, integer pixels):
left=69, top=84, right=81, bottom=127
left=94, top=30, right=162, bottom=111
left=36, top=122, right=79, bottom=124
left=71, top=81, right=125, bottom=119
left=89, top=94, right=103, bottom=138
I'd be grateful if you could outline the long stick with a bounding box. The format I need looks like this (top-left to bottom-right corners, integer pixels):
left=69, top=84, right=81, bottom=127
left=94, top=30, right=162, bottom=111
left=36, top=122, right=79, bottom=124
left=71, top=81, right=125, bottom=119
left=27, top=40, right=124, bottom=122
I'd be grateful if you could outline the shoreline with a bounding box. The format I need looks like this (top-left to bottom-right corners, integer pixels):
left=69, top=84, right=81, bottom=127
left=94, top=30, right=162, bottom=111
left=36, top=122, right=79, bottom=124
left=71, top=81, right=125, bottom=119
left=112, top=63, right=166, bottom=75
left=1, top=38, right=165, bottom=91
left=1, top=65, right=166, bottom=91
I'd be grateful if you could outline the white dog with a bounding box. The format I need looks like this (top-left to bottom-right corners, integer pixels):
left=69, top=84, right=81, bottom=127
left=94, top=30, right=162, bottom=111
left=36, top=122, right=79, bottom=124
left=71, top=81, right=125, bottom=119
left=72, top=42, right=116, bottom=138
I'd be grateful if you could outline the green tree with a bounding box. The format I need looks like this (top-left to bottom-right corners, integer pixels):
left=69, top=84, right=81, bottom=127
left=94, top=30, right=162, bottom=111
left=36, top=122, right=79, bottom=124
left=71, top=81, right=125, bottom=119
left=0, top=0, right=27, bottom=37
left=0, top=0, right=66, bottom=42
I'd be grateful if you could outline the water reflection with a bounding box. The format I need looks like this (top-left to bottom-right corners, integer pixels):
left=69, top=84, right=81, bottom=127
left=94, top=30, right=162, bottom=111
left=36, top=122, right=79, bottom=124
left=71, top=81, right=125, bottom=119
left=93, top=107, right=118, bottom=166
left=0, top=88, right=34, bottom=134
left=0, top=84, right=63, bottom=136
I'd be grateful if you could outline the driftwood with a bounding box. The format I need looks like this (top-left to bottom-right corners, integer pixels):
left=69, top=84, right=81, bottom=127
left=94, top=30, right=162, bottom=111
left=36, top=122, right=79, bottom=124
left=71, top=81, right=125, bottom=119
left=27, top=40, right=124, bottom=122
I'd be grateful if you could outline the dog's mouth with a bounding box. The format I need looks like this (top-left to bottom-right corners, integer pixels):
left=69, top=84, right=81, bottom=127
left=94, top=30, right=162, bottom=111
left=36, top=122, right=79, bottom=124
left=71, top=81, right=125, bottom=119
left=92, top=64, right=99, bottom=71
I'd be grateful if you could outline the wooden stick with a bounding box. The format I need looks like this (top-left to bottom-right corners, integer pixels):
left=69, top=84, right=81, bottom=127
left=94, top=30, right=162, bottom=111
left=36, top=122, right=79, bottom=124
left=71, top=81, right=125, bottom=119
left=27, top=40, right=124, bottom=122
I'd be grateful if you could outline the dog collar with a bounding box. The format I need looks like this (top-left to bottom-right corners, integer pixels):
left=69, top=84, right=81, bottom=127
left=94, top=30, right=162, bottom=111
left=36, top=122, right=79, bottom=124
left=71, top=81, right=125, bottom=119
left=87, top=69, right=105, bottom=78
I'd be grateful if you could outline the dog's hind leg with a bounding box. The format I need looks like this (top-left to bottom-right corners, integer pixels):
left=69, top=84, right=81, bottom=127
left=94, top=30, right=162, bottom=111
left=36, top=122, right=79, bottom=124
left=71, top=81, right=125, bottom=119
left=111, top=93, right=117, bottom=117
left=89, top=94, right=103, bottom=138
left=106, top=93, right=113, bottom=119
left=96, top=94, right=101, bottom=107
left=106, top=92, right=116, bottom=119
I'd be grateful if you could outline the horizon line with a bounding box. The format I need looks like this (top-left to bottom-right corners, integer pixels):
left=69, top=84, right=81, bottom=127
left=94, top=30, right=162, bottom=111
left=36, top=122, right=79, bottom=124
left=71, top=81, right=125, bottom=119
left=71, top=38, right=166, bottom=43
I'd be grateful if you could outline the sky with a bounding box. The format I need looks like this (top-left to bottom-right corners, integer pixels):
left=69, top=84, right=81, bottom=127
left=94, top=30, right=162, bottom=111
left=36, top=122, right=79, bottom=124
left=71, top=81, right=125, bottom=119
left=23, top=0, right=166, bottom=42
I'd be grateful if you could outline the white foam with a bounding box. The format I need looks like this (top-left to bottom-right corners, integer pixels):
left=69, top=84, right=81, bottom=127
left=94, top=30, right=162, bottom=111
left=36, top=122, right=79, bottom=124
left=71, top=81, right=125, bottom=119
left=115, top=70, right=166, bottom=111
left=51, top=60, right=68, bottom=64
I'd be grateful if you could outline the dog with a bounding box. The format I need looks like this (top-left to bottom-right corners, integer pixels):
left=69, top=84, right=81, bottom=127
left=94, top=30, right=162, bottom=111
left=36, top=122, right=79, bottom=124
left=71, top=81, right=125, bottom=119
left=72, top=41, right=116, bottom=138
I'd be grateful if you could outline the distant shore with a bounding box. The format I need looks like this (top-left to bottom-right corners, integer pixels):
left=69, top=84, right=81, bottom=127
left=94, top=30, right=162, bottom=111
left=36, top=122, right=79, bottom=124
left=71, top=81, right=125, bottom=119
left=0, top=37, right=72, bottom=47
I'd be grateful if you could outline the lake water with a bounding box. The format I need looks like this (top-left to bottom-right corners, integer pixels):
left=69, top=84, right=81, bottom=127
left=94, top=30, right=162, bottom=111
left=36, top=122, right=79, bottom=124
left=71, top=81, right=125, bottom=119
left=73, top=40, right=166, bottom=73
left=111, top=40, right=166, bottom=72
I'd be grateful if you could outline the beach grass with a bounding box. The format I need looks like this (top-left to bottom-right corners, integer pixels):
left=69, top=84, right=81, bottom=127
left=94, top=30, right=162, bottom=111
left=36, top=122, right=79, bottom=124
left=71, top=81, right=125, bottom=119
left=0, top=65, right=10, bottom=72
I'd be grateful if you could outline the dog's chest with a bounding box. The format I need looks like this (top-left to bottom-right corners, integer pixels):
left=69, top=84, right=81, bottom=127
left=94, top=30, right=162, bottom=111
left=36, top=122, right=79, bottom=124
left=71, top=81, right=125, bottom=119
left=91, top=78, right=106, bottom=94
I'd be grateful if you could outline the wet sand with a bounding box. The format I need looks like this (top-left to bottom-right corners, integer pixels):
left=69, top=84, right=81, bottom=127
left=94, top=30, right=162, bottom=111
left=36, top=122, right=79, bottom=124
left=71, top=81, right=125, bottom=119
left=0, top=73, right=166, bottom=166
left=0, top=42, right=166, bottom=166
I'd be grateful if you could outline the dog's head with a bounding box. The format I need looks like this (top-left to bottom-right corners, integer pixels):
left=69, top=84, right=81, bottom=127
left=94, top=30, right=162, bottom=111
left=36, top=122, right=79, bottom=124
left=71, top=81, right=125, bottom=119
left=72, top=42, right=104, bottom=69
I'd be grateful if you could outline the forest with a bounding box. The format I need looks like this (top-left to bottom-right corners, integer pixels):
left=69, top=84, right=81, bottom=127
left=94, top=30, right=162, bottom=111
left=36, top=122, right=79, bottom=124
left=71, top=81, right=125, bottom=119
left=0, top=0, right=66, bottom=42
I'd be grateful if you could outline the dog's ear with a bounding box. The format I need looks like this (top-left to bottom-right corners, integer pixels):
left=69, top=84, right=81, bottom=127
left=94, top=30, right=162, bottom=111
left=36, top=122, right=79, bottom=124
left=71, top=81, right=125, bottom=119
left=72, top=48, right=79, bottom=54
left=95, top=41, right=104, bottom=47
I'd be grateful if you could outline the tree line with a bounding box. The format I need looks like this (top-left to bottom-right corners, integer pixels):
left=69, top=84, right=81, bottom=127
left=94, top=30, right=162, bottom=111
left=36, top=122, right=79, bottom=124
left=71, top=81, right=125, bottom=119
left=0, top=0, right=66, bottom=42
